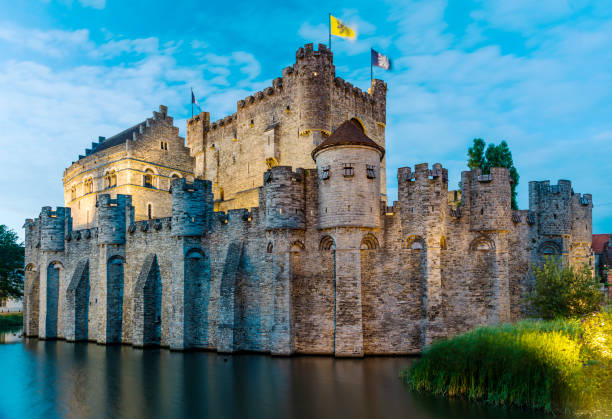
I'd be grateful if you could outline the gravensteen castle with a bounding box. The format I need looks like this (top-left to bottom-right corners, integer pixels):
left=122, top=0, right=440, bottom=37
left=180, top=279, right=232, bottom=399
left=22, top=44, right=593, bottom=357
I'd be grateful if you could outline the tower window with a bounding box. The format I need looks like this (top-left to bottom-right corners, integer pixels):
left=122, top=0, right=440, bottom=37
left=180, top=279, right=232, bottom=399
left=148, top=204, right=152, bottom=219
left=366, top=165, right=376, bottom=179
left=321, top=166, right=330, bottom=180
left=84, top=178, right=93, bottom=194
left=105, top=170, right=117, bottom=188
left=343, top=163, right=354, bottom=178
left=70, top=186, right=76, bottom=201
left=143, top=169, right=154, bottom=188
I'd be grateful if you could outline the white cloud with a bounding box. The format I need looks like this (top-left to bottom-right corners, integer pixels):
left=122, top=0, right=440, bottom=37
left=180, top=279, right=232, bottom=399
left=0, top=24, right=92, bottom=57
left=93, top=37, right=160, bottom=58
left=378, top=1, right=612, bottom=232
left=0, top=27, right=269, bottom=238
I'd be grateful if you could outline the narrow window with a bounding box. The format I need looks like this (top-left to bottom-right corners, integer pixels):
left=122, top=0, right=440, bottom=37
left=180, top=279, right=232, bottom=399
left=321, top=165, right=330, bottom=180
left=161, top=141, right=164, bottom=150
left=366, top=164, right=376, bottom=179
left=148, top=204, right=152, bottom=220
left=343, top=163, right=354, bottom=178
left=144, top=169, right=154, bottom=188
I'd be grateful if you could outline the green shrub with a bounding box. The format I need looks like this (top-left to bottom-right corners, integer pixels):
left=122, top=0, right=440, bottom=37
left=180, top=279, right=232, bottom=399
left=0, top=313, right=23, bottom=328
left=401, top=314, right=612, bottom=414
left=529, top=257, right=602, bottom=319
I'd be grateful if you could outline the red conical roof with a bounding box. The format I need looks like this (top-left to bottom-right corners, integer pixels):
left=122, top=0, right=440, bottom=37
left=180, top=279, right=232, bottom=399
left=311, top=120, right=385, bottom=161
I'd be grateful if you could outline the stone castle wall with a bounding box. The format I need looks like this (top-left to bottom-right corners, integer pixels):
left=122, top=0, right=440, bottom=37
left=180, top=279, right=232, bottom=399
left=23, top=163, right=593, bottom=355
left=23, top=43, right=594, bottom=356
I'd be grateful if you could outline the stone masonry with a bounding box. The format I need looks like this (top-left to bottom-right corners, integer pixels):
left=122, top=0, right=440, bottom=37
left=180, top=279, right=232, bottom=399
left=23, top=44, right=594, bottom=356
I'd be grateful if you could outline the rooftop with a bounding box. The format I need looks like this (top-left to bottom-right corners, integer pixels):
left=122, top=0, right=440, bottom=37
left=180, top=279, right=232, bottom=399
left=311, top=120, right=385, bottom=161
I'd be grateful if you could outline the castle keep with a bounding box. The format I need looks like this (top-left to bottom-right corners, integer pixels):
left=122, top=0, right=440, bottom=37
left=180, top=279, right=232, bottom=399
left=23, top=44, right=593, bottom=356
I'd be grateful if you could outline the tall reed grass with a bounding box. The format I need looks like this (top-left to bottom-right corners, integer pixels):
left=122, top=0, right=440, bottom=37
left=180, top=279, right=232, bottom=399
left=401, top=312, right=611, bottom=415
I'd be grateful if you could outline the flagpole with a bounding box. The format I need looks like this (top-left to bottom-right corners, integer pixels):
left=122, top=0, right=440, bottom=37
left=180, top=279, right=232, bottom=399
left=370, top=49, right=373, bottom=84
left=329, top=13, right=331, bottom=50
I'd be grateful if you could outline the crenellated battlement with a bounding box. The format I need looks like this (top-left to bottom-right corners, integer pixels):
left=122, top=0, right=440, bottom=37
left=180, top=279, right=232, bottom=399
left=40, top=206, right=71, bottom=252
left=96, top=194, right=133, bottom=245
left=461, top=167, right=512, bottom=232
left=263, top=166, right=306, bottom=230
left=187, top=43, right=386, bottom=133
left=170, top=178, right=214, bottom=237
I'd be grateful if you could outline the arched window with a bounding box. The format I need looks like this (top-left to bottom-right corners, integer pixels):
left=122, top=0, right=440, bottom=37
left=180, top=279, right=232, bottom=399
left=319, top=235, right=335, bottom=251
left=143, top=169, right=154, bottom=188
left=470, top=235, right=495, bottom=251
left=402, top=235, right=425, bottom=250
left=105, top=170, right=117, bottom=188
left=538, top=241, right=561, bottom=255
left=171, top=173, right=181, bottom=179
left=266, top=242, right=273, bottom=253
left=70, top=186, right=76, bottom=201
left=84, top=178, right=93, bottom=194
left=360, top=233, right=379, bottom=250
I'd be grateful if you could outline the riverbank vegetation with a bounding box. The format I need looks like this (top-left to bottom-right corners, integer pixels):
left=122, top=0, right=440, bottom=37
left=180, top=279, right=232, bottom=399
left=402, top=258, right=610, bottom=415
left=402, top=313, right=611, bottom=414
left=0, top=313, right=23, bottom=328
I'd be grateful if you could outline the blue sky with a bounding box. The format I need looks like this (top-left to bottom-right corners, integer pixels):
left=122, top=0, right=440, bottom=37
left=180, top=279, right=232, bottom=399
left=0, top=0, right=611, bottom=240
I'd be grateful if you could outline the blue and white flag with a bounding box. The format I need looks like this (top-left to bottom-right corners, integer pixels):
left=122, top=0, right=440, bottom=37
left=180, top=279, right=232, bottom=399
left=191, top=89, right=202, bottom=112
left=371, top=48, right=392, bottom=70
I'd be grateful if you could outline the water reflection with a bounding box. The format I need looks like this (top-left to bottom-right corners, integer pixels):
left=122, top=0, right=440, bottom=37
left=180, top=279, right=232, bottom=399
left=0, top=326, right=22, bottom=343
left=0, top=337, right=560, bottom=419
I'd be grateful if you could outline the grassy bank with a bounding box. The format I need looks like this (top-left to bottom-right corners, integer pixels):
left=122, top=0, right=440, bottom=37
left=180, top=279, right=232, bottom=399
left=0, top=313, right=23, bottom=328
left=401, top=312, right=611, bottom=415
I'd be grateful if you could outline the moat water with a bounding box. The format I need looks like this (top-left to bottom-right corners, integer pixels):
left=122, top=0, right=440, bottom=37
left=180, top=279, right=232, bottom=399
left=0, top=327, right=559, bottom=419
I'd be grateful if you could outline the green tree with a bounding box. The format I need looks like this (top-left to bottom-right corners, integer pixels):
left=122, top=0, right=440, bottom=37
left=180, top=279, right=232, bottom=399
left=529, top=257, right=602, bottom=319
left=0, top=225, right=24, bottom=300
left=467, top=138, right=520, bottom=209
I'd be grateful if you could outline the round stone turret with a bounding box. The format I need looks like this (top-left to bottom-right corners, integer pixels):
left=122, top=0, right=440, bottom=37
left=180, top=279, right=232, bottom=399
left=313, top=121, right=385, bottom=229
left=263, top=166, right=306, bottom=230
left=170, top=178, right=214, bottom=237
left=40, top=206, right=70, bottom=251
left=96, top=194, right=132, bottom=245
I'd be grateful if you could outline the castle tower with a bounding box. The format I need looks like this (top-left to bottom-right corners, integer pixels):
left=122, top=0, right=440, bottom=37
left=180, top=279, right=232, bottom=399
left=262, top=166, right=307, bottom=355
left=313, top=121, right=384, bottom=230
left=168, top=178, right=214, bottom=350
left=397, top=163, right=448, bottom=347
left=38, top=206, right=71, bottom=339
left=94, top=196, right=132, bottom=344
left=295, top=43, right=334, bottom=147
left=529, top=180, right=593, bottom=267
left=312, top=121, right=384, bottom=357
left=96, top=194, right=133, bottom=244
left=462, top=168, right=513, bottom=324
